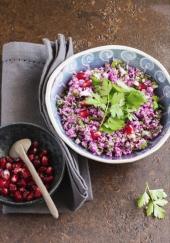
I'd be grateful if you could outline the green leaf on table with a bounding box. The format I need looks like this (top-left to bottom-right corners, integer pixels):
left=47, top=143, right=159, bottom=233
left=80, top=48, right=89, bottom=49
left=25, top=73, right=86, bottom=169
left=137, top=192, right=150, bottom=208
left=146, top=201, right=154, bottom=216
left=136, top=183, right=168, bottom=219
left=153, top=204, right=166, bottom=219
left=149, top=189, right=167, bottom=200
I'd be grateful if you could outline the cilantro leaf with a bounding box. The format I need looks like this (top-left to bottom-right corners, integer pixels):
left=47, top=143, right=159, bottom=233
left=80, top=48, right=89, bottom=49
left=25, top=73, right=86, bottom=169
left=153, top=204, right=166, bottom=219
left=111, top=60, right=123, bottom=68
left=104, top=117, right=125, bottom=131
left=110, top=104, right=124, bottom=118
left=110, top=93, right=125, bottom=118
left=85, top=93, right=107, bottom=110
left=146, top=201, right=154, bottom=216
left=137, top=192, right=150, bottom=208
left=126, top=90, right=147, bottom=109
left=154, top=199, right=168, bottom=207
left=153, top=95, right=159, bottom=110
left=149, top=189, right=167, bottom=200
left=91, top=75, right=101, bottom=86
left=111, top=92, right=125, bottom=106
left=112, top=83, right=126, bottom=93
left=136, top=183, right=168, bottom=219
left=99, top=79, right=113, bottom=96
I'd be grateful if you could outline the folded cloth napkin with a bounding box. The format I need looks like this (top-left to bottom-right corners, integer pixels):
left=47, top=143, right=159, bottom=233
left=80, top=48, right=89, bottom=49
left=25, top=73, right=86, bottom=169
left=1, top=35, right=93, bottom=214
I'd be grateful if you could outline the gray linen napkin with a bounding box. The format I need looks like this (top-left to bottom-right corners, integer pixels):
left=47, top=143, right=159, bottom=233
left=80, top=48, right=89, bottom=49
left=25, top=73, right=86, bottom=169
left=1, top=35, right=93, bottom=214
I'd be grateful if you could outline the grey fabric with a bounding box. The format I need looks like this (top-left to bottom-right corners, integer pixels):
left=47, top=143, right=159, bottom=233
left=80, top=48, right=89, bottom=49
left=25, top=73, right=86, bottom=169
left=1, top=34, right=93, bottom=214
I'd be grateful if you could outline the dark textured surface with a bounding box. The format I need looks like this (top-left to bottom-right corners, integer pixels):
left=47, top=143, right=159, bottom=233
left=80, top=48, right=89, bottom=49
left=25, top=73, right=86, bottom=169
left=0, top=0, right=170, bottom=242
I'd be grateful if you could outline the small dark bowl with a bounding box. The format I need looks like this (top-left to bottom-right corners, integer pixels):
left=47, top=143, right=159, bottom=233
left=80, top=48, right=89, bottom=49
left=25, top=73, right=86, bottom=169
left=0, top=123, right=65, bottom=206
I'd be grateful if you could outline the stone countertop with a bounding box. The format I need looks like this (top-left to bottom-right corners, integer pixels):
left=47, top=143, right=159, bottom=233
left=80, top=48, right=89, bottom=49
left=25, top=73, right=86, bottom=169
left=0, top=1, right=170, bottom=242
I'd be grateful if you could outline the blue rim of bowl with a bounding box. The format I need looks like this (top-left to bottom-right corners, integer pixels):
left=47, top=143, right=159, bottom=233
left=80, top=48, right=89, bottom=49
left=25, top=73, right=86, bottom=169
left=0, top=122, right=65, bottom=206
left=45, top=45, right=170, bottom=164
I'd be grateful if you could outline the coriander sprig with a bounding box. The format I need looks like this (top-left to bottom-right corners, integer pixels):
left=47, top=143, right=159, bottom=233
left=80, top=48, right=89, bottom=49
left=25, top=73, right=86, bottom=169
left=85, top=76, right=147, bottom=132
left=137, top=182, right=168, bottom=219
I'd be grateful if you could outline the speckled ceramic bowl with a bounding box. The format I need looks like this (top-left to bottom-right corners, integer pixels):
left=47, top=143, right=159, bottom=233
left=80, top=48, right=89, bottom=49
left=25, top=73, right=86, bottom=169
left=45, top=45, right=170, bottom=164
left=0, top=123, right=65, bottom=206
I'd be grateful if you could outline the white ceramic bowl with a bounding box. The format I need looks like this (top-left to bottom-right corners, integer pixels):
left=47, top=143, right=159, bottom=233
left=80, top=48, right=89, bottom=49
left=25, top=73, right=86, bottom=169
left=45, top=45, right=170, bottom=163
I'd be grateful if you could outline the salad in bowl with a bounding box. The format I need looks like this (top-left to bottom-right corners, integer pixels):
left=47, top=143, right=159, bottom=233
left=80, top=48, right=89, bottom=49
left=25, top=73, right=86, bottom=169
left=45, top=46, right=170, bottom=163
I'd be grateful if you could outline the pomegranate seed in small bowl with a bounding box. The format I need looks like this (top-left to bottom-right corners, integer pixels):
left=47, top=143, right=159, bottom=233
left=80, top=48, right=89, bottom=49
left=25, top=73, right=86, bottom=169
left=0, top=123, right=65, bottom=206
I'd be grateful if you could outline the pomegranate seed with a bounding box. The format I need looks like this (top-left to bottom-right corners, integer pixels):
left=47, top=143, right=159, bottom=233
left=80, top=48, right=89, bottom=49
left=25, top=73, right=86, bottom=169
left=32, top=148, right=38, bottom=154
left=0, top=178, right=9, bottom=188
left=11, top=174, right=18, bottom=183
left=43, top=176, right=54, bottom=183
left=125, top=125, right=134, bottom=135
left=19, top=187, right=26, bottom=193
left=41, top=150, right=48, bottom=156
left=76, top=72, right=86, bottom=80
left=139, top=83, right=147, bottom=90
left=34, top=155, right=39, bottom=160
left=2, top=170, right=10, bottom=180
left=23, top=190, right=30, bottom=200
left=22, top=168, right=30, bottom=179
left=14, top=191, right=22, bottom=201
left=38, top=166, right=46, bottom=173
left=6, top=156, right=13, bottom=163
left=33, top=159, right=41, bottom=167
left=41, top=156, right=49, bottom=166
left=9, top=183, right=17, bottom=192
left=1, top=187, right=9, bottom=196
left=34, top=187, right=42, bottom=198
left=32, top=141, right=39, bottom=148
left=46, top=166, right=54, bottom=175
left=28, top=154, right=34, bottom=161
left=27, top=192, right=33, bottom=201
left=0, top=169, right=3, bottom=177
left=0, top=158, right=7, bottom=168
left=79, top=110, right=89, bottom=118
left=91, top=131, right=101, bottom=140
left=6, top=162, right=12, bottom=170
left=18, top=179, right=27, bottom=188
left=82, top=80, right=92, bottom=88
left=79, top=100, right=88, bottom=106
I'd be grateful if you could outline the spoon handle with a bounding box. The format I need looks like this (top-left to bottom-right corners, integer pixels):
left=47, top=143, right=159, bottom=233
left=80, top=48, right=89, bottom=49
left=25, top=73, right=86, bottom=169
left=19, top=145, right=59, bottom=219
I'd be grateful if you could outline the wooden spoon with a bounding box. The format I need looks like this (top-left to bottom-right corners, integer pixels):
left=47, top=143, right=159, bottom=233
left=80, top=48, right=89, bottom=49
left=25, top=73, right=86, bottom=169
left=9, top=138, right=59, bottom=219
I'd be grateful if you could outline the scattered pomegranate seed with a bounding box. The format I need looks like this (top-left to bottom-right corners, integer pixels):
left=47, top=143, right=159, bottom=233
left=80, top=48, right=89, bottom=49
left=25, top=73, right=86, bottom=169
left=76, top=72, right=86, bottom=80
left=79, top=109, right=89, bottom=118
left=41, top=156, right=49, bottom=166
left=124, top=125, right=134, bottom=134
left=32, top=148, right=38, bottom=154
left=91, top=131, right=101, bottom=140
left=82, top=80, right=92, bottom=88
left=11, top=174, right=19, bottom=183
